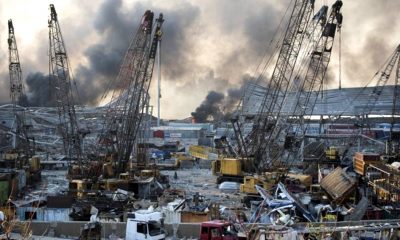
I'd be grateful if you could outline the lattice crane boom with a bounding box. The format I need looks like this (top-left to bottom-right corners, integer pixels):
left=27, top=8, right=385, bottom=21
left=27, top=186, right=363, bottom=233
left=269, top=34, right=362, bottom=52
left=8, top=19, right=32, bottom=156
left=8, top=20, right=23, bottom=113
left=363, top=45, right=400, bottom=117
left=268, top=1, right=343, bottom=166
left=101, top=11, right=164, bottom=174
left=390, top=45, right=400, bottom=155
left=133, top=13, right=164, bottom=169
left=48, top=4, right=82, bottom=163
left=249, top=0, right=314, bottom=171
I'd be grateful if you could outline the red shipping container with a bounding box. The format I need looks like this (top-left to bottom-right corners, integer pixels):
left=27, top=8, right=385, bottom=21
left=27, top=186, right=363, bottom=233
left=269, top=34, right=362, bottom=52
left=153, top=130, right=164, bottom=138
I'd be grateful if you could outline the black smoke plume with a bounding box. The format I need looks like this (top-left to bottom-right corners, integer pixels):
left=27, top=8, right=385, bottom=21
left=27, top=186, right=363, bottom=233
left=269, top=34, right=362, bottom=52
left=191, top=74, right=258, bottom=123
left=191, top=91, right=224, bottom=123
left=20, top=0, right=200, bottom=107
left=25, top=72, right=55, bottom=107
left=75, top=0, right=200, bottom=105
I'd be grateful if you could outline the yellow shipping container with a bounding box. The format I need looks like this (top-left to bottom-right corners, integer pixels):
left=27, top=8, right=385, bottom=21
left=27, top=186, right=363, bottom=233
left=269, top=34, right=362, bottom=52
left=70, top=180, right=87, bottom=198
left=220, top=158, right=241, bottom=176
left=29, top=156, right=41, bottom=172
left=4, top=153, right=18, bottom=160
left=353, top=155, right=380, bottom=176
left=325, top=147, right=339, bottom=160
left=286, top=173, right=312, bottom=187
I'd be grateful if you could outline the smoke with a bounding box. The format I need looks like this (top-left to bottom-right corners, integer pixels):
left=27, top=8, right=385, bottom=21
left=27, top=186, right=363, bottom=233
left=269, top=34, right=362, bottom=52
left=75, top=0, right=201, bottom=105
left=191, top=91, right=224, bottom=123
left=0, top=7, right=8, bottom=104
left=343, top=36, right=395, bottom=86
left=191, top=74, right=259, bottom=123
left=339, top=0, right=400, bottom=87
left=25, top=72, right=54, bottom=107
left=73, top=0, right=284, bottom=109
left=15, top=0, right=201, bottom=106
left=0, top=72, right=9, bottom=104
left=1, top=0, right=399, bottom=118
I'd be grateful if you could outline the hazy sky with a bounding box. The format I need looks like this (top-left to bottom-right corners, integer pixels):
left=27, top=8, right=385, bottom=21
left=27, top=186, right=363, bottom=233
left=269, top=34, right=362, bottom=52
left=0, top=0, right=399, bottom=119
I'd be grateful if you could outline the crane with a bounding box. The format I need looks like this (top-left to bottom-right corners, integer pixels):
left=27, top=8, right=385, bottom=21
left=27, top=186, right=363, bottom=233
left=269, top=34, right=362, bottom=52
left=241, top=0, right=315, bottom=172
left=135, top=13, right=164, bottom=169
left=48, top=4, right=83, bottom=167
left=8, top=19, right=33, bottom=157
left=266, top=0, right=343, bottom=168
left=236, top=0, right=342, bottom=172
left=388, top=45, right=400, bottom=159
left=336, top=44, right=400, bottom=163
left=100, top=11, right=164, bottom=175
left=232, top=0, right=316, bottom=160
left=211, top=0, right=317, bottom=184
left=361, top=45, right=400, bottom=118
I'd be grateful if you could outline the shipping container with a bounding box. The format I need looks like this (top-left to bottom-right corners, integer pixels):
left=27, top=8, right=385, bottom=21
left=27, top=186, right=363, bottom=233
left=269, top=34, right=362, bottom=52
left=16, top=207, right=44, bottom=221
left=353, top=152, right=381, bottom=176
left=220, top=158, right=241, bottom=176
left=29, top=156, right=41, bottom=172
left=44, top=208, right=71, bottom=222
left=153, top=130, right=164, bottom=138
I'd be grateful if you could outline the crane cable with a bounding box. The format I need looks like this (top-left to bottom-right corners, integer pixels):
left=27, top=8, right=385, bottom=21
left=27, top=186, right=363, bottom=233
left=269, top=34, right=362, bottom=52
left=338, top=24, right=342, bottom=90
left=335, top=49, right=397, bottom=120
left=236, top=0, right=295, bottom=113
left=230, top=0, right=296, bottom=154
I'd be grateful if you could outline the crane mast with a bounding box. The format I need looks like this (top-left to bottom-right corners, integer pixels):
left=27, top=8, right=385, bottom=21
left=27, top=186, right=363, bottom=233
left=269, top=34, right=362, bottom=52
left=8, top=19, right=32, bottom=156
left=362, top=45, right=400, bottom=117
left=361, top=45, right=400, bottom=157
left=389, top=45, right=400, bottom=156
left=8, top=20, right=23, bottom=114
left=135, top=14, right=164, bottom=169
left=268, top=1, right=343, bottom=167
left=248, top=0, right=314, bottom=171
left=48, top=4, right=82, bottom=165
left=101, top=11, right=164, bottom=175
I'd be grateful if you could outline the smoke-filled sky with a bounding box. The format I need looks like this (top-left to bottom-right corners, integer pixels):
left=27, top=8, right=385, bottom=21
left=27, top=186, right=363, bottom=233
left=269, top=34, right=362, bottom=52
left=0, top=0, right=399, bottom=119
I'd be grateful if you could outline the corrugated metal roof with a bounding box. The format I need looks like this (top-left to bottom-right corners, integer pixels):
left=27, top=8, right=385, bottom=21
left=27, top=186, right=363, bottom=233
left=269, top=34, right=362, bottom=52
left=243, top=85, right=400, bottom=116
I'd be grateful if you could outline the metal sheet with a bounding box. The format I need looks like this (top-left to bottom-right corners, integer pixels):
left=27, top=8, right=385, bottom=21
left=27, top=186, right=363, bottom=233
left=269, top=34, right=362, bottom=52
left=320, top=167, right=357, bottom=202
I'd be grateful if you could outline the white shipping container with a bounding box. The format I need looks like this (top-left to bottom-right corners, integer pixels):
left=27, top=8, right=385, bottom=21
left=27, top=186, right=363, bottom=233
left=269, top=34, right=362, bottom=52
left=44, top=208, right=71, bottom=222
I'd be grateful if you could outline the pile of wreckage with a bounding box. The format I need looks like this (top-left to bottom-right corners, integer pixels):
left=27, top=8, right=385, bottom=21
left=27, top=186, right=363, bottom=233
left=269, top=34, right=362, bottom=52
left=154, top=152, right=400, bottom=239
left=5, top=151, right=400, bottom=239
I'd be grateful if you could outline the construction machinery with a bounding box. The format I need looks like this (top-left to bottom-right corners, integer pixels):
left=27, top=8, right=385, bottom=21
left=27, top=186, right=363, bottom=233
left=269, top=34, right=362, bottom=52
left=338, top=44, right=400, bottom=164
left=232, top=0, right=315, bottom=164
left=4, top=20, right=41, bottom=190
left=257, top=0, right=343, bottom=169
left=214, top=0, right=317, bottom=186
left=212, top=157, right=246, bottom=184
left=66, top=10, right=167, bottom=206
left=210, top=0, right=336, bottom=195
left=381, top=45, right=400, bottom=162
left=6, top=19, right=34, bottom=159
left=48, top=4, right=85, bottom=174
left=99, top=11, right=164, bottom=177
left=233, top=1, right=344, bottom=206
left=189, top=145, right=217, bottom=160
